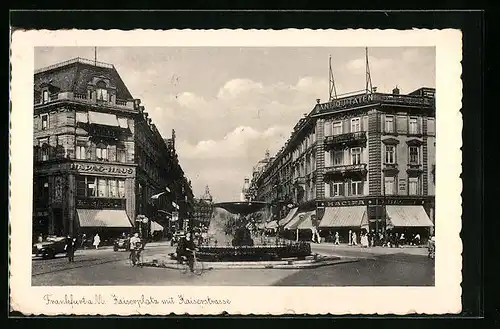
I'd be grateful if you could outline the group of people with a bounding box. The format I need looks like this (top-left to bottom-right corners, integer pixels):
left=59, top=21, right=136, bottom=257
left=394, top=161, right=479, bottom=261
left=328, top=230, right=423, bottom=248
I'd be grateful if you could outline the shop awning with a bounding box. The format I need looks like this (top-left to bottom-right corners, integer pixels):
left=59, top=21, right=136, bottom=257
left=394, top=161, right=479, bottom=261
left=285, top=211, right=315, bottom=230
left=289, top=211, right=316, bottom=230
left=88, top=111, right=119, bottom=127
left=279, top=207, right=298, bottom=227
left=150, top=221, right=164, bottom=231
left=76, top=209, right=132, bottom=228
left=265, top=221, right=278, bottom=229
left=319, top=206, right=368, bottom=228
left=386, top=205, right=434, bottom=228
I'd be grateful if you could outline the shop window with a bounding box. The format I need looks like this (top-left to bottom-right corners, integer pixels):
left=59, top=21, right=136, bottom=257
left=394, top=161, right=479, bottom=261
left=109, top=179, right=118, bottom=198
left=87, top=177, right=96, bottom=197
left=98, top=178, right=108, bottom=197
left=96, top=143, right=108, bottom=161
left=409, top=177, right=420, bottom=195
left=385, top=115, right=394, bottom=133
left=350, top=147, right=361, bottom=165
left=351, top=118, right=361, bottom=133
left=384, top=176, right=396, bottom=195
left=409, top=146, right=420, bottom=164
left=350, top=180, right=364, bottom=196
left=385, top=145, right=396, bottom=164
left=41, top=114, right=49, bottom=130
left=118, top=180, right=125, bottom=198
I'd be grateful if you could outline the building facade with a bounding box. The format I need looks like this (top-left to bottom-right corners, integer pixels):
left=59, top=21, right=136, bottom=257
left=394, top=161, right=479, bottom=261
left=250, top=87, right=436, bottom=242
left=193, top=186, right=214, bottom=228
left=33, top=58, right=193, bottom=241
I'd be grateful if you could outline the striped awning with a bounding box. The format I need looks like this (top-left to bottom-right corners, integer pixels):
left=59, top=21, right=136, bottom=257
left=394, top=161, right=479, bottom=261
left=279, top=207, right=298, bottom=227
left=76, top=209, right=132, bottom=228
left=319, top=206, right=368, bottom=228
left=386, top=206, right=434, bottom=228
left=290, top=211, right=316, bottom=230
left=88, top=111, right=119, bottom=127
left=285, top=211, right=315, bottom=230
left=150, top=221, right=164, bottom=231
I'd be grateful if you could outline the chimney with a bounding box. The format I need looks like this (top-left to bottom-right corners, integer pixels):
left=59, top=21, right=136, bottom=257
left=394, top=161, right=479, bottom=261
left=372, top=86, right=377, bottom=92
left=392, top=86, right=400, bottom=95
left=316, top=98, right=321, bottom=104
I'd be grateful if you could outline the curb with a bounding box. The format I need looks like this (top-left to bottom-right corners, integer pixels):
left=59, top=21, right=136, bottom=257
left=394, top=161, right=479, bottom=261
left=139, top=256, right=359, bottom=270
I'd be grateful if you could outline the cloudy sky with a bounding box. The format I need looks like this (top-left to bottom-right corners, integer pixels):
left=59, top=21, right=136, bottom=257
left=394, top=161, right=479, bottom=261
left=35, top=47, right=435, bottom=202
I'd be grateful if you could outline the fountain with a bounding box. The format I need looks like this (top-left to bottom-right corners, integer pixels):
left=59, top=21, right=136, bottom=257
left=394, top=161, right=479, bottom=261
left=140, top=201, right=346, bottom=270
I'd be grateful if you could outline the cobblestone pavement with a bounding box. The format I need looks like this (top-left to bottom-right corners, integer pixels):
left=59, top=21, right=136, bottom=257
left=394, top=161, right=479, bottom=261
left=32, top=242, right=433, bottom=286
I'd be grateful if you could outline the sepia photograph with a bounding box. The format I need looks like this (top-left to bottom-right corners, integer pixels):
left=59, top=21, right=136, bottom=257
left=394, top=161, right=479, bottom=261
left=31, top=46, right=436, bottom=287
left=10, top=29, right=462, bottom=315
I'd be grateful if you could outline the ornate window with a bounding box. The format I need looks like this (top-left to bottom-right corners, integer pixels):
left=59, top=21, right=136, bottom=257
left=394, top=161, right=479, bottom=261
left=96, top=81, right=109, bottom=102
left=350, top=147, right=361, bottom=165
left=384, top=176, right=396, bottom=195
left=332, top=121, right=342, bottom=135
left=385, top=145, right=396, bottom=164
left=409, top=146, right=420, bottom=164
left=350, top=180, right=364, bottom=196
left=409, top=177, right=420, bottom=195
left=330, top=181, right=344, bottom=197
left=42, top=90, right=49, bottom=103
left=41, top=114, right=49, bottom=130
left=409, top=117, right=419, bottom=134
left=351, top=117, right=361, bottom=132
left=385, top=115, right=394, bottom=133
left=75, top=144, right=86, bottom=160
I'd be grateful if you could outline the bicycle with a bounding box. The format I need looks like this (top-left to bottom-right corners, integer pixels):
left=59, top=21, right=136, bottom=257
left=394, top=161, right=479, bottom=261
left=177, top=249, right=204, bottom=276
left=129, top=243, right=144, bottom=267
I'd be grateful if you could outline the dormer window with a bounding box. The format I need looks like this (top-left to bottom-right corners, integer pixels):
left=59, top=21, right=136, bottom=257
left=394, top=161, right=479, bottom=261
left=96, top=81, right=109, bottom=102
left=42, top=90, right=49, bottom=103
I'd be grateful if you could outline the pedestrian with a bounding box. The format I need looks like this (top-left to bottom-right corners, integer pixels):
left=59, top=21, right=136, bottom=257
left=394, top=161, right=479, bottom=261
left=334, top=231, right=340, bottom=245
left=399, top=233, right=405, bottom=248
left=361, top=232, right=368, bottom=248
left=394, top=233, right=399, bottom=248
left=37, top=234, right=43, bottom=243
left=348, top=230, right=352, bottom=246
left=414, top=233, right=421, bottom=246
left=93, top=233, right=101, bottom=249
left=352, top=231, right=358, bottom=246
left=66, top=235, right=76, bottom=262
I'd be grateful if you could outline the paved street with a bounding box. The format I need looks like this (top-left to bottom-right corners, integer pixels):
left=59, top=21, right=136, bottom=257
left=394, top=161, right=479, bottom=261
left=32, top=242, right=434, bottom=286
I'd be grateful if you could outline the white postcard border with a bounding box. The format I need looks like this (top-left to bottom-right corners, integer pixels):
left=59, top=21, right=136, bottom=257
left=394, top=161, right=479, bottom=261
left=10, top=29, right=462, bottom=315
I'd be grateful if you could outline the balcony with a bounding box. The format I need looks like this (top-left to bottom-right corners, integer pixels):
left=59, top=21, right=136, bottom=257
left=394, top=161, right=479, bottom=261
left=407, top=163, right=423, bottom=175
left=324, top=163, right=367, bottom=177
left=324, top=131, right=367, bottom=149
left=383, top=163, right=399, bottom=173
left=35, top=91, right=135, bottom=110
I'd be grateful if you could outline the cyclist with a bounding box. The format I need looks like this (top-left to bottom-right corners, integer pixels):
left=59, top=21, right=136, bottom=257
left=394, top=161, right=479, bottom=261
left=177, top=232, right=198, bottom=273
left=129, top=233, right=142, bottom=266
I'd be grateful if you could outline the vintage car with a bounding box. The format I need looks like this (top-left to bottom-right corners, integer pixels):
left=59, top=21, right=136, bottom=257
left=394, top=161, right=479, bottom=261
left=32, top=236, right=68, bottom=259
left=113, top=236, right=131, bottom=251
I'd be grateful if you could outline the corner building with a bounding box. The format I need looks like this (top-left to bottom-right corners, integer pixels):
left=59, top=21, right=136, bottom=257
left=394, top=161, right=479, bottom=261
left=33, top=58, right=193, bottom=241
left=251, top=87, right=436, bottom=243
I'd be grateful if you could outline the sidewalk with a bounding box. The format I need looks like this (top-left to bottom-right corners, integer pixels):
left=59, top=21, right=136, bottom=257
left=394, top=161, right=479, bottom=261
left=311, top=243, right=429, bottom=257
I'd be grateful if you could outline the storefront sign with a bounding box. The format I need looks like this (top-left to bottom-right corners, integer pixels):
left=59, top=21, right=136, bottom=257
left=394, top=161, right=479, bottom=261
left=71, top=163, right=134, bottom=176
left=76, top=197, right=126, bottom=209
left=317, top=93, right=434, bottom=113
left=319, top=197, right=427, bottom=207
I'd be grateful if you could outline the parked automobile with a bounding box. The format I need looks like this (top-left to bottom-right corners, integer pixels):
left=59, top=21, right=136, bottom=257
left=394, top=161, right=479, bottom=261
left=113, top=236, right=131, bottom=252
left=32, top=236, right=68, bottom=259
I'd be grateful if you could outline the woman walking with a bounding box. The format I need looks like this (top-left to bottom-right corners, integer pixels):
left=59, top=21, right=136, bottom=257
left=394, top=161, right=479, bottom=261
left=93, top=233, right=101, bottom=249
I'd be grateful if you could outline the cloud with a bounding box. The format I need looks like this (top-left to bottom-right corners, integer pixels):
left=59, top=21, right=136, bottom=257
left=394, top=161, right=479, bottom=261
left=177, top=125, right=289, bottom=160
left=217, top=78, right=264, bottom=99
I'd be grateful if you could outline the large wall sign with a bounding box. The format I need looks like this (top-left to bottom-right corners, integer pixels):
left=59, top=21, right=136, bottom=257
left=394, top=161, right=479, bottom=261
left=70, top=163, right=135, bottom=176
left=317, top=93, right=434, bottom=112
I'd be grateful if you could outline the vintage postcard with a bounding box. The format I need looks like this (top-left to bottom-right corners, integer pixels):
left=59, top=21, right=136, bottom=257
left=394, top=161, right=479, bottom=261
left=9, top=29, right=462, bottom=315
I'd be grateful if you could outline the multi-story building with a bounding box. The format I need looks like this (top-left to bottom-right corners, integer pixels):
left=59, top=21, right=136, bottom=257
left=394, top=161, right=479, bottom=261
left=193, top=185, right=214, bottom=228
left=251, top=87, right=436, bottom=242
left=33, top=57, right=193, bottom=241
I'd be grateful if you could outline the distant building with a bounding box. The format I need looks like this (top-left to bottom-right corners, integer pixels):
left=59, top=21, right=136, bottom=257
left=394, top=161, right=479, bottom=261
left=193, top=185, right=214, bottom=227
left=250, top=87, right=436, bottom=242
